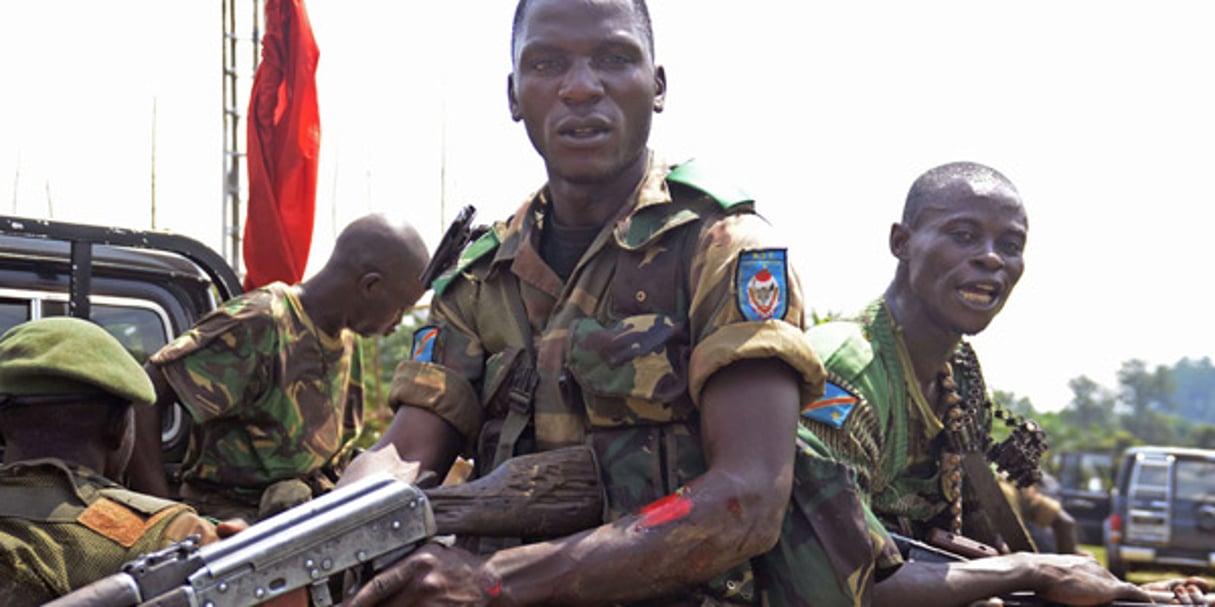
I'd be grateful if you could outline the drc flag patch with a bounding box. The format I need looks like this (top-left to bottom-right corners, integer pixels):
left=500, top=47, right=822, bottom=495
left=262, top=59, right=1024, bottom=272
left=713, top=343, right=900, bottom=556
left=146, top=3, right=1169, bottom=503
left=736, top=249, right=788, bottom=321
left=802, top=381, right=859, bottom=429
left=411, top=326, right=439, bottom=362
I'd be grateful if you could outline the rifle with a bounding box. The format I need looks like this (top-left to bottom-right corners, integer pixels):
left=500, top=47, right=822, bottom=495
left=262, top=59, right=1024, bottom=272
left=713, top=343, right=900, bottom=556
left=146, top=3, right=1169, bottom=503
left=418, top=205, right=477, bottom=290
left=48, top=445, right=603, bottom=607
left=891, top=531, right=1214, bottom=607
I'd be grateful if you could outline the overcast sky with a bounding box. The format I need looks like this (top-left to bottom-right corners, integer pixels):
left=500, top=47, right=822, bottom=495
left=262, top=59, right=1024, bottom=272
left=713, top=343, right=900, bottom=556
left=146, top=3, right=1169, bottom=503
left=2, top=1, right=1212, bottom=412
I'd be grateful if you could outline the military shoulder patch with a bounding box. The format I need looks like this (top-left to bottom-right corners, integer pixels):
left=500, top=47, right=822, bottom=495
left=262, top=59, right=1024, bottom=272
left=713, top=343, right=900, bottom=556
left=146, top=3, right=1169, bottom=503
left=736, top=249, right=788, bottom=321
left=667, top=158, right=754, bottom=210
left=432, top=228, right=501, bottom=297
left=802, top=381, right=860, bottom=429
left=78, top=496, right=165, bottom=548
left=411, top=325, right=439, bottom=363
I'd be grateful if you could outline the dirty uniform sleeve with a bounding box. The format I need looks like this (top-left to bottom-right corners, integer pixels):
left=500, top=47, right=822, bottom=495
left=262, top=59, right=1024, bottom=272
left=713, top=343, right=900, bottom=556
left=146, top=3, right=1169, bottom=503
left=388, top=295, right=483, bottom=446
left=686, top=212, right=825, bottom=407
left=760, top=426, right=903, bottom=606
left=152, top=311, right=276, bottom=423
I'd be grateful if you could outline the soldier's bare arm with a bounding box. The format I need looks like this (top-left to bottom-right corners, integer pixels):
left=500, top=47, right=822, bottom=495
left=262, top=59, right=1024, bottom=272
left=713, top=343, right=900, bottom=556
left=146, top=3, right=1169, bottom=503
left=341, top=405, right=463, bottom=488
left=346, top=358, right=800, bottom=607
left=873, top=552, right=1153, bottom=607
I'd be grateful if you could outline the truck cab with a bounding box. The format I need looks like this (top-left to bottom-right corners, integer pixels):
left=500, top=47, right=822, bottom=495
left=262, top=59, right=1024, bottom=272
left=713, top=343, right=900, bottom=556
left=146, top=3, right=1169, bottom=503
left=0, top=215, right=241, bottom=479
left=1104, top=445, right=1215, bottom=579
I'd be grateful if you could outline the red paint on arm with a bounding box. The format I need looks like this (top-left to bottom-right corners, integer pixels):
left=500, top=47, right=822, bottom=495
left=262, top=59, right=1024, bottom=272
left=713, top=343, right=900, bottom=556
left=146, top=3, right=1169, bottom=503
left=483, top=577, right=502, bottom=598
left=637, top=492, right=694, bottom=529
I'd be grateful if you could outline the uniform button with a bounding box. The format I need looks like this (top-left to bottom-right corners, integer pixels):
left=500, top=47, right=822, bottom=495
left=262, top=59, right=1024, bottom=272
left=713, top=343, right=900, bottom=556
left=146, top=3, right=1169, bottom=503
left=635, top=291, right=647, bottom=303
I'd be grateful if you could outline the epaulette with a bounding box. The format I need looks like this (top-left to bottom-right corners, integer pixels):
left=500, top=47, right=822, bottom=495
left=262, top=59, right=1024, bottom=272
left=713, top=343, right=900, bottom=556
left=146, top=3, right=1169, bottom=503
left=666, top=158, right=754, bottom=210
left=805, top=321, right=875, bottom=387
left=432, top=227, right=501, bottom=297
left=98, top=486, right=183, bottom=515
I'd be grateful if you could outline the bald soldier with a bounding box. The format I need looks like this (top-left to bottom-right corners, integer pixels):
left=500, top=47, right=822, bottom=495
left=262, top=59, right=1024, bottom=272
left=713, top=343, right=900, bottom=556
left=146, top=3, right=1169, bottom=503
left=128, top=213, right=430, bottom=522
left=0, top=318, right=219, bottom=606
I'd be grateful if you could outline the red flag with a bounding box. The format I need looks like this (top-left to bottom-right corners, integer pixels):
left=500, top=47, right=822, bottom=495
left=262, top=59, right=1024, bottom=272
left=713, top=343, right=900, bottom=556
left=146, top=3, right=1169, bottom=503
left=242, top=0, right=320, bottom=290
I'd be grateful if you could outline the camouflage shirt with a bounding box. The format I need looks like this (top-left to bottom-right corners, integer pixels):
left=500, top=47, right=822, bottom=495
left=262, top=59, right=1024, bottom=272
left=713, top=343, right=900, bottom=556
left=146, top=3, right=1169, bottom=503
left=151, top=282, right=365, bottom=496
left=802, top=297, right=994, bottom=538
left=0, top=459, right=215, bottom=606
left=391, top=154, right=825, bottom=605
left=758, top=425, right=904, bottom=607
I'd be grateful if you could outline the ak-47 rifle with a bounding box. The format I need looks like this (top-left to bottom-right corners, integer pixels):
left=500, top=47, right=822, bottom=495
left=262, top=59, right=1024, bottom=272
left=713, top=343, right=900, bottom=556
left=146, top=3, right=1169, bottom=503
left=419, top=205, right=478, bottom=290
left=892, top=531, right=1214, bottom=607
left=48, top=445, right=603, bottom=607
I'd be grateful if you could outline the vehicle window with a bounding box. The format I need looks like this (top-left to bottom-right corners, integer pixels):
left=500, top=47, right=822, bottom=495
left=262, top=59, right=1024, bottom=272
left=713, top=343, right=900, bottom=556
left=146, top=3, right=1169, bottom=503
left=1175, top=459, right=1215, bottom=501
left=1136, top=463, right=1170, bottom=489
left=41, top=302, right=169, bottom=363
left=90, top=305, right=170, bottom=363
left=0, top=297, right=30, bottom=334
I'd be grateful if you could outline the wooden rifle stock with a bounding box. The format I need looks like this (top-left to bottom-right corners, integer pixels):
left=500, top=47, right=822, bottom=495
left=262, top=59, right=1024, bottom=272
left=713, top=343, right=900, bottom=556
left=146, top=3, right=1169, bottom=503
left=927, top=527, right=1001, bottom=559
left=426, top=444, right=605, bottom=538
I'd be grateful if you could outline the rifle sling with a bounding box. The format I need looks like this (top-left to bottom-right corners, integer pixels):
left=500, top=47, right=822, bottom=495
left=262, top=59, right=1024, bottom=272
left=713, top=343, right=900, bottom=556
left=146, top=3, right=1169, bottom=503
left=491, top=276, right=538, bottom=471
left=961, top=451, right=1036, bottom=553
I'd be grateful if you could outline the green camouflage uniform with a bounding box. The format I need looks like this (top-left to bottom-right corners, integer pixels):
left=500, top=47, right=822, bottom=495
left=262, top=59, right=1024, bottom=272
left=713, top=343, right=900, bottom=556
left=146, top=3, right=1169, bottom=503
left=151, top=282, right=365, bottom=518
left=0, top=460, right=213, bottom=607
left=392, top=154, right=887, bottom=606
left=757, top=426, right=904, bottom=607
left=802, top=297, right=995, bottom=540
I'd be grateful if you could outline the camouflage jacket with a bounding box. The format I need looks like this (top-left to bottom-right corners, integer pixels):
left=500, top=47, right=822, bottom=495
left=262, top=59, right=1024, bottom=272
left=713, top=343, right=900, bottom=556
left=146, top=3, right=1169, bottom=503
left=757, top=426, right=904, bottom=607
left=802, top=297, right=995, bottom=539
left=391, top=154, right=825, bottom=605
left=0, top=459, right=215, bottom=606
left=151, top=282, right=365, bottom=497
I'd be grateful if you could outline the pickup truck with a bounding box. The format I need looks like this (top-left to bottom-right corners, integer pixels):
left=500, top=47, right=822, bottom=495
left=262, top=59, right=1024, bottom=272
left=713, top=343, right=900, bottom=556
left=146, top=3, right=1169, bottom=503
left=1104, top=445, right=1215, bottom=580
left=0, top=214, right=241, bottom=477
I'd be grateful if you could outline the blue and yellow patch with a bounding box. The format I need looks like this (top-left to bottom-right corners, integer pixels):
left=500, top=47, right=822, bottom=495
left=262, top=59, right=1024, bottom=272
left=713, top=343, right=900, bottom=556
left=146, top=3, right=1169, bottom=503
left=735, top=249, right=788, bottom=321
left=411, top=326, right=439, bottom=363
left=802, top=381, right=859, bottom=429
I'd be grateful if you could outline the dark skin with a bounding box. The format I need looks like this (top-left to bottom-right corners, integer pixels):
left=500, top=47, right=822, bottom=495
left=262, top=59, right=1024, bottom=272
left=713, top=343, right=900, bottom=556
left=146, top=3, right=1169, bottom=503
left=342, top=1, right=800, bottom=605
left=351, top=360, right=798, bottom=606
left=507, top=0, right=665, bottom=229
left=1, top=402, right=134, bottom=479
left=885, top=177, right=1027, bottom=417
left=127, top=214, right=429, bottom=498
left=871, top=168, right=1209, bottom=605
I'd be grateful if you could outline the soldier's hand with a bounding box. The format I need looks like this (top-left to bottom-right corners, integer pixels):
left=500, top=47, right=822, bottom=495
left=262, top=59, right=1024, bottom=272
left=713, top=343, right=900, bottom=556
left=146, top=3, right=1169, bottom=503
left=215, top=518, right=251, bottom=538
left=1020, top=552, right=1153, bottom=606
left=345, top=541, right=497, bottom=607
left=1140, top=577, right=1213, bottom=605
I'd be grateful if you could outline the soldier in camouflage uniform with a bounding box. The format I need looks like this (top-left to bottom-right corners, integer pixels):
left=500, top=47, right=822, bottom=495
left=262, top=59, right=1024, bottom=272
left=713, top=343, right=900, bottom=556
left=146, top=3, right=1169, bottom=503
left=339, top=2, right=907, bottom=606
left=127, top=214, right=429, bottom=522
left=798, top=162, right=1193, bottom=606
left=0, top=317, right=218, bottom=606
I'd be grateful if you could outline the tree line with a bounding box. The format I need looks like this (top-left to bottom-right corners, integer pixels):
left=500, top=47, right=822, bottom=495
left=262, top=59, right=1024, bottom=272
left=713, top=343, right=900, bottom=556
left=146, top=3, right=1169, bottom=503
left=994, top=356, right=1215, bottom=456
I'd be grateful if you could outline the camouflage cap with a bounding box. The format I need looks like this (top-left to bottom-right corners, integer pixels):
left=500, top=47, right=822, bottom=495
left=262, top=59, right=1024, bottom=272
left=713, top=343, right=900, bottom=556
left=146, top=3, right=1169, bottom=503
left=0, top=317, right=155, bottom=406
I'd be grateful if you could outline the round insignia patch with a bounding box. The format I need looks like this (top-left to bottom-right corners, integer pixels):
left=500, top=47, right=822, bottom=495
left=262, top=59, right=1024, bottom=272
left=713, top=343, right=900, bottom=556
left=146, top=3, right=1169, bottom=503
left=736, top=249, right=789, bottom=321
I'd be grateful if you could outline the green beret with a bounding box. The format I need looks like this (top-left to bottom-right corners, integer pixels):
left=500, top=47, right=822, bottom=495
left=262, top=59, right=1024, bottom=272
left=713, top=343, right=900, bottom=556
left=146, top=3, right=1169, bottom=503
left=0, top=317, right=155, bottom=406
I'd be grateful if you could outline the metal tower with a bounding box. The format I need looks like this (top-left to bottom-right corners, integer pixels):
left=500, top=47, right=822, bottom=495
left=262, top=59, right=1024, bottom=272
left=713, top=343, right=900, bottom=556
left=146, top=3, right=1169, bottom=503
left=221, top=0, right=264, bottom=277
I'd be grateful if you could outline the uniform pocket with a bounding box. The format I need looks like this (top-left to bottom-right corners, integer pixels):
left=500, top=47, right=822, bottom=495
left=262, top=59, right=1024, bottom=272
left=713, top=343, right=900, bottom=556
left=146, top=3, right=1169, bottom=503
left=566, top=314, right=692, bottom=426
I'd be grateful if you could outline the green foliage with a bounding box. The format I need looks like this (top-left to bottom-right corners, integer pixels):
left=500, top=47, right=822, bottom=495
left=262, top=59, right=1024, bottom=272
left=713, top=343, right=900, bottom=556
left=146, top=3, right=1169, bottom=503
left=810, top=308, right=844, bottom=326
left=1004, top=357, right=1215, bottom=457
left=355, top=306, right=430, bottom=449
